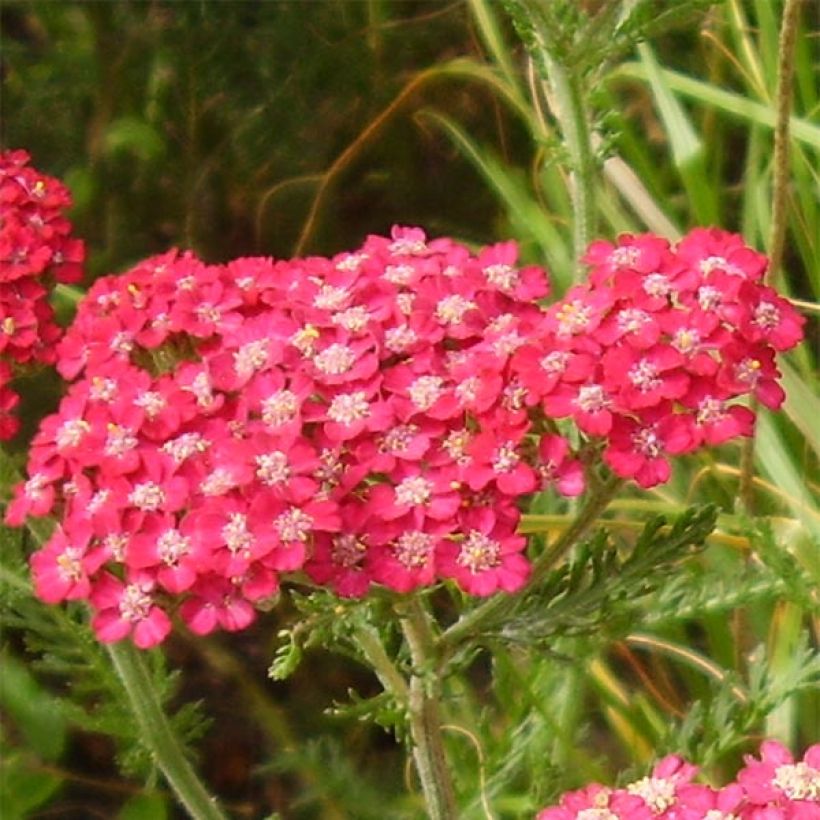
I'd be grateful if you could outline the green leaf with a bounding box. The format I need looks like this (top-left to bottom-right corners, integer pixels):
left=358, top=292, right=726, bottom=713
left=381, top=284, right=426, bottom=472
left=0, top=751, right=64, bottom=820
left=0, top=652, right=67, bottom=761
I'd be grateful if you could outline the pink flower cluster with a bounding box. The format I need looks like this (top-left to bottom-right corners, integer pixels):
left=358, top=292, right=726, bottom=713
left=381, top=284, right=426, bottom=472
left=0, top=150, right=84, bottom=439
left=523, top=230, right=804, bottom=488
left=537, top=741, right=820, bottom=819
left=5, top=225, right=802, bottom=647
left=6, top=228, right=580, bottom=646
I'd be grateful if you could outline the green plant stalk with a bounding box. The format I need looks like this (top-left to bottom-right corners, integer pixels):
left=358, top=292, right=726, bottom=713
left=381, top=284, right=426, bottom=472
left=398, top=599, right=457, bottom=820
left=354, top=624, right=409, bottom=701
left=767, top=0, right=803, bottom=281
left=740, top=0, right=803, bottom=514
left=440, top=473, right=624, bottom=652
left=107, top=642, right=228, bottom=820
left=545, top=54, right=597, bottom=273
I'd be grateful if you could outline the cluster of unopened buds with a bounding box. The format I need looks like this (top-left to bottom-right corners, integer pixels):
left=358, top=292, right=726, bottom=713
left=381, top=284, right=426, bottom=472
left=5, top=221, right=803, bottom=647
left=0, top=150, right=84, bottom=439
left=537, top=741, right=820, bottom=819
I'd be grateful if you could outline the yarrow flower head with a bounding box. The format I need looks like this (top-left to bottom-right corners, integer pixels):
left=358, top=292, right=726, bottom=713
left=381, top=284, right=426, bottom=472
left=6, top=224, right=803, bottom=647
left=537, top=741, right=820, bottom=819
left=0, top=149, right=85, bottom=438
left=9, top=225, right=561, bottom=646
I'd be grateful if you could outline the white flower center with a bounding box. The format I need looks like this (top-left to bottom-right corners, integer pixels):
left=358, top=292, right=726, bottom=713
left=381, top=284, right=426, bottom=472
left=491, top=442, right=520, bottom=473
left=575, top=384, right=609, bottom=413
left=128, top=482, right=166, bottom=511
left=234, top=339, right=269, bottom=378
left=628, top=359, right=661, bottom=392
left=555, top=300, right=592, bottom=335
left=104, top=424, right=138, bottom=458
left=313, top=284, right=350, bottom=311
left=457, top=530, right=501, bottom=573
left=119, top=583, right=153, bottom=622
left=275, top=507, right=314, bottom=542
left=222, top=512, right=254, bottom=555
left=753, top=301, right=781, bottom=330
left=56, top=548, right=84, bottom=582
left=540, top=351, right=570, bottom=374
left=381, top=424, right=418, bottom=454
left=643, top=273, right=672, bottom=298
left=162, top=432, right=209, bottom=463
left=483, top=263, right=519, bottom=291
left=435, top=294, right=476, bottom=325
left=442, top=429, right=471, bottom=464
left=773, top=761, right=820, bottom=801
left=610, top=246, right=640, bottom=268
left=627, top=776, right=676, bottom=812
left=671, top=327, right=701, bottom=354
left=328, top=391, right=370, bottom=425
left=395, top=476, right=433, bottom=507
left=157, top=529, right=191, bottom=565
left=617, top=308, right=651, bottom=334
left=134, top=391, right=166, bottom=417
left=314, top=343, right=356, bottom=376
left=56, top=418, right=90, bottom=450
left=331, top=534, right=367, bottom=568
left=255, top=451, right=290, bottom=486
left=696, top=396, right=727, bottom=426
left=385, top=325, right=417, bottom=353
left=697, top=285, right=722, bottom=311
left=408, top=376, right=444, bottom=411
left=383, top=264, right=415, bottom=285
left=201, top=467, right=236, bottom=496
left=632, top=426, right=662, bottom=458
left=261, top=389, right=299, bottom=427
left=394, top=530, right=435, bottom=568
left=332, top=305, right=370, bottom=332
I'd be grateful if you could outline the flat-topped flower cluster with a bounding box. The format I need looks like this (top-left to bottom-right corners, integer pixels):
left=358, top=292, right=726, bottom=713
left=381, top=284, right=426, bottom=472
left=5, top=225, right=803, bottom=647
left=537, top=741, right=820, bottom=819
left=0, top=150, right=84, bottom=439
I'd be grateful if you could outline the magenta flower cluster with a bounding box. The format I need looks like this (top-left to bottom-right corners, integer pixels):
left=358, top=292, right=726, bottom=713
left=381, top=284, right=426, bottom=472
left=537, top=741, right=820, bottom=819
left=0, top=150, right=84, bottom=439
left=5, top=224, right=802, bottom=648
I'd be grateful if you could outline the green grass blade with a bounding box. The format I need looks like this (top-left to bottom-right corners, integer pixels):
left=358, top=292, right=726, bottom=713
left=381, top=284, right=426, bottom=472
left=637, top=43, right=718, bottom=224
left=612, top=63, right=820, bottom=149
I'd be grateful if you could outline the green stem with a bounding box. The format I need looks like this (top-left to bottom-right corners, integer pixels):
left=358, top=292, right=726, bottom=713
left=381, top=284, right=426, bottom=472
left=767, top=0, right=803, bottom=281
left=530, top=474, right=624, bottom=585
left=107, top=642, right=229, bottom=820
left=440, top=474, right=623, bottom=652
left=354, top=624, right=409, bottom=701
left=546, top=55, right=597, bottom=273
left=397, top=599, right=457, bottom=820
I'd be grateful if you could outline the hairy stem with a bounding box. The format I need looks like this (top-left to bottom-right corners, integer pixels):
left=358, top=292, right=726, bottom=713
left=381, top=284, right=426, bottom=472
left=397, top=598, right=457, bottom=820
left=546, top=55, right=597, bottom=273
left=354, top=623, right=409, bottom=701
left=767, top=0, right=803, bottom=281
left=107, top=642, right=228, bottom=820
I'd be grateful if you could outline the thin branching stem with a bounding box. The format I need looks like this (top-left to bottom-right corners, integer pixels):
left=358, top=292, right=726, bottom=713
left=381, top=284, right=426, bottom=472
left=397, top=598, right=458, bottom=820
left=545, top=56, right=597, bottom=272
left=107, top=642, right=228, bottom=820
left=768, top=0, right=803, bottom=281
